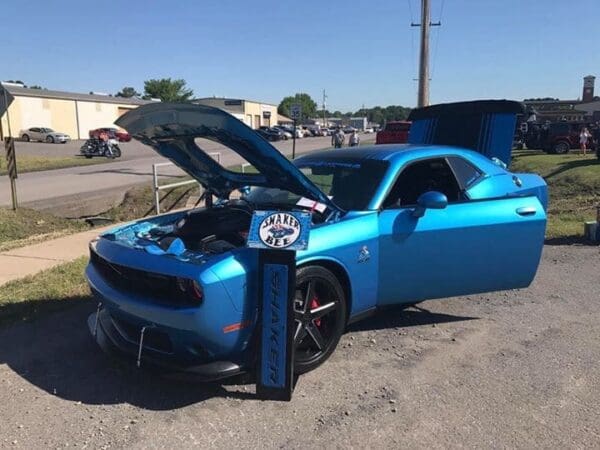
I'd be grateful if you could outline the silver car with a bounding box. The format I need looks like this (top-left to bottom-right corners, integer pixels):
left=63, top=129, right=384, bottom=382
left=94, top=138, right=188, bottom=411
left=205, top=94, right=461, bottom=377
left=20, top=127, right=71, bottom=143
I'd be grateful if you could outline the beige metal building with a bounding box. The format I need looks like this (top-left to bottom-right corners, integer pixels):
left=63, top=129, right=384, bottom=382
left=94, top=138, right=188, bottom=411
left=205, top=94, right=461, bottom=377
left=193, top=97, right=279, bottom=129
left=0, top=83, right=149, bottom=140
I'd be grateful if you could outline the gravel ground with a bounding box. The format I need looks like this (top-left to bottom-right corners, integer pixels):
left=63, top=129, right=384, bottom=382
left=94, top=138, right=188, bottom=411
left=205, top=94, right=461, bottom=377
left=0, top=245, right=599, bottom=449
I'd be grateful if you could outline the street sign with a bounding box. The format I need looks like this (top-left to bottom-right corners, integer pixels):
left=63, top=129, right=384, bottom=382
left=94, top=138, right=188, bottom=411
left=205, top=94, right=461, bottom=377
left=290, top=104, right=302, bottom=120
left=0, top=86, right=15, bottom=140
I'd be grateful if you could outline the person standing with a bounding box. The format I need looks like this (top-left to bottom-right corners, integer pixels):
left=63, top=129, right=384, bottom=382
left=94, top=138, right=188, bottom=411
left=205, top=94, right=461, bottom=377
left=349, top=129, right=360, bottom=147
left=332, top=127, right=345, bottom=149
left=580, top=127, right=591, bottom=155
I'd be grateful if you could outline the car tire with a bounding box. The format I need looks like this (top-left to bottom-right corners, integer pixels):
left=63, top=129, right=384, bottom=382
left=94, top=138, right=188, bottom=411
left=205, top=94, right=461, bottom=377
left=22, top=134, right=30, bottom=142
left=85, top=155, right=93, bottom=159
left=553, top=141, right=570, bottom=154
left=293, top=265, right=347, bottom=375
left=46, top=136, right=54, bottom=144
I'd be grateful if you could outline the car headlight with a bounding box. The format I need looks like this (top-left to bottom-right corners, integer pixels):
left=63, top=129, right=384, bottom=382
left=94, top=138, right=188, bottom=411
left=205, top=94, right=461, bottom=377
left=176, top=278, right=204, bottom=304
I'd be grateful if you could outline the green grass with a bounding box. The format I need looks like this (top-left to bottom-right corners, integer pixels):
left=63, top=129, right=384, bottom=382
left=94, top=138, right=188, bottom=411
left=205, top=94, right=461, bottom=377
left=510, top=149, right=600, bottom=240
left=104, top=183, right=198, bottom=222
left=0, top=257, right=91, bottom=326
left=0, top=207, right=88, bottom=251
left=0, top=155, right=107, bottom=176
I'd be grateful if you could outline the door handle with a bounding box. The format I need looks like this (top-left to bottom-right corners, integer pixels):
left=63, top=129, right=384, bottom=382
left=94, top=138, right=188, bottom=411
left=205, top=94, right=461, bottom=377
left=516, top=207, right=536, bottom=216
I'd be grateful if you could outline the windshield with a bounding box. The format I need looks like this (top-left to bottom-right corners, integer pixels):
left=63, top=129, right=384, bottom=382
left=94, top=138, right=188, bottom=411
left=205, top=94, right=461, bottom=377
left=244, top=160, right=389, bottom=211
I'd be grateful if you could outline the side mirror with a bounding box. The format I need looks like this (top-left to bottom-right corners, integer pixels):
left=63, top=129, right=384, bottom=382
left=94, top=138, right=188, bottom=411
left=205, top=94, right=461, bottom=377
left=412, top=191, right=448, bottom=218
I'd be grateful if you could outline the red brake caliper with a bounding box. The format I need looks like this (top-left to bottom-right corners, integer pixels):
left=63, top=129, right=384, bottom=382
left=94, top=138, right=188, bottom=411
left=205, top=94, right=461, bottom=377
left=310, top=295, right=321, bottom=328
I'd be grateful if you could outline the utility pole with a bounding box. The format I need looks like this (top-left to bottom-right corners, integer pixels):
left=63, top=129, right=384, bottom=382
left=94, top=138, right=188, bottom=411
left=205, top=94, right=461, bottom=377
left=322, top=89, right=327, bottom=127
left=412, top=0, right=440, bottom=107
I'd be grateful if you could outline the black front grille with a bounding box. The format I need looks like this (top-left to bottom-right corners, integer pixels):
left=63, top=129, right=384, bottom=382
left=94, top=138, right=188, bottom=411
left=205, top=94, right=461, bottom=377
left=90, top=249, right=198, bottom=307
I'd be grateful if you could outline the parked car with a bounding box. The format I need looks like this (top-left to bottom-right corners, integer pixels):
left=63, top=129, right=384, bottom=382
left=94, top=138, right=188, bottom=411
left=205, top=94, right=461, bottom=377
left=343, top=126, right=357, bottom=134
left=87, top=103, right=547, bottom=381
left=300, top=126, right=315, bottom=137
left=257, top=127, right=282, bottom=141
left=376, top=121, right=411, bottom=145
left=524, top=121, right=597, bottom=154
left=89, top=127, right=132, bottom=142
left=364, top=127, right=374, bottom=134
left=272, top=126, right=293, bottom=140
left=19, top=127, right=70, bottom=143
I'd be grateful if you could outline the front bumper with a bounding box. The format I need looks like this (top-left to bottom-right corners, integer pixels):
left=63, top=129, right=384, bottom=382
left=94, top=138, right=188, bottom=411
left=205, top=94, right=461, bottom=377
left=88, top=308, right=244, bottom=382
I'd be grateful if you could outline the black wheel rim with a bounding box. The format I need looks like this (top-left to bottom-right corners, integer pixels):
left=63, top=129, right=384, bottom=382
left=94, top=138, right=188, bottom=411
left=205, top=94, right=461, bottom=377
left=293, top=276, right=341, bottom=366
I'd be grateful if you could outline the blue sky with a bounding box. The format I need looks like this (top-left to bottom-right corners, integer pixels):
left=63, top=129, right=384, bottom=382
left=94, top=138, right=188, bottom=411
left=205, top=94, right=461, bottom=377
left=2, top=0, right=599, bottom=111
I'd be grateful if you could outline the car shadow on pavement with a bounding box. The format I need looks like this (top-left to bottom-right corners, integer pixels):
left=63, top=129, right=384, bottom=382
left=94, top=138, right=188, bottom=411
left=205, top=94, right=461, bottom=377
left=347, top=304, right=477, bottom=333
left=0, top=301, right=255, bottom=411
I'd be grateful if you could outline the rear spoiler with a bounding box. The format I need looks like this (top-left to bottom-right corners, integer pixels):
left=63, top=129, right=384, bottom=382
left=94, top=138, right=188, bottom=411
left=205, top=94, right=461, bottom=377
left=408, top=100, right=524, bottom=165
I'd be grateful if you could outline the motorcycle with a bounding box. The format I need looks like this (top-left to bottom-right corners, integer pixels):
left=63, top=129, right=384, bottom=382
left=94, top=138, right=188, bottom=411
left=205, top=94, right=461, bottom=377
left=80, top=138, right=122, bottom=159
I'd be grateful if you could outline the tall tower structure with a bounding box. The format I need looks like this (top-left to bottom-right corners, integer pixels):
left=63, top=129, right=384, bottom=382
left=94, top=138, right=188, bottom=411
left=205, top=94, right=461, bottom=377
left=582, top=75, right=595, bottom=103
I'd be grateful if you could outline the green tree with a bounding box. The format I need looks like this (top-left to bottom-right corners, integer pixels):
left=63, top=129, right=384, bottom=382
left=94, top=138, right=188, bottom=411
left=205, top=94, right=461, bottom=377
left=278, top=93, right=318, bottom=121
left=143, top=78, right=194, bottom=102
left=116, top=86, right=140, bottom=98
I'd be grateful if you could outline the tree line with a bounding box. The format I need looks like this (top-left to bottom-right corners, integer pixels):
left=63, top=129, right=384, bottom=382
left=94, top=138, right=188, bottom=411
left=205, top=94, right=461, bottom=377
left=278, top=93, right=411, bottom=125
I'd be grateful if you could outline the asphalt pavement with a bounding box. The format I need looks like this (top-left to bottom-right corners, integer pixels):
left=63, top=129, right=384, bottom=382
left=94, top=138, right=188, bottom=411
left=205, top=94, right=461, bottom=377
left=12, top=139, right=154, bottom=162
left=0, top=135, right=375, bottom=216
left=0, top=245, right=598, bottom=448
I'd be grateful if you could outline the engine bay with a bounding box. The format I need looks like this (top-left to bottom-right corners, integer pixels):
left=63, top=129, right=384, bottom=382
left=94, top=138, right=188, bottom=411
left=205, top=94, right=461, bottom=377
left=102, top=198, right=330, bottom=260
left=168, top=201, right=253, bottom=253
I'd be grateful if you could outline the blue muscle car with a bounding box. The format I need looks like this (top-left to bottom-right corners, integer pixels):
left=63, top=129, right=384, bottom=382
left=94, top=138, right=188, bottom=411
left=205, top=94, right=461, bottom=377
left=86, top=101, right=547, bottom=380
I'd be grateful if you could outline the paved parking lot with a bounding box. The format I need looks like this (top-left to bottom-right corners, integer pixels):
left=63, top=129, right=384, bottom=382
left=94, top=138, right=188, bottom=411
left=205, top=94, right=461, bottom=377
left=13, top=134, right=376, bottom=162
left=14, top=139, right=153, bottom=162
left=2, top=135, right=375, bottom=216
left=0, top=245, right=598, bottom=448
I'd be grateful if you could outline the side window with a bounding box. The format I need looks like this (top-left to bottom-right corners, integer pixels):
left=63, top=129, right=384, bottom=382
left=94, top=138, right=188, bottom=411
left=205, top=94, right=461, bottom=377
left=447, top=156, right=483, bottom=189
left=383, top=158, right=462, bottom=209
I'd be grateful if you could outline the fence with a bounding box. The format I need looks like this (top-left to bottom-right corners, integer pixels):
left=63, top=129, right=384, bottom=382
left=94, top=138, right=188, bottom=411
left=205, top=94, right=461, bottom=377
left=152, top=152, right=221, bottom=215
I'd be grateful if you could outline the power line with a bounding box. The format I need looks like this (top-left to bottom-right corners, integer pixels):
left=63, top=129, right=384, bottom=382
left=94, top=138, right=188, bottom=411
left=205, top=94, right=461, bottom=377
left=430, top=0, right=446, bottom=83
left=407, top=0, right=417, bottom=82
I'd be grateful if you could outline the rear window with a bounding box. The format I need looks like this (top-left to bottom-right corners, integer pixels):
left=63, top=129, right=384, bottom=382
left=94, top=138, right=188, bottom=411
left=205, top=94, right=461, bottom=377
left=385, top=122, right=411, bottom=132
left=447, top=156, right=483, bottom=188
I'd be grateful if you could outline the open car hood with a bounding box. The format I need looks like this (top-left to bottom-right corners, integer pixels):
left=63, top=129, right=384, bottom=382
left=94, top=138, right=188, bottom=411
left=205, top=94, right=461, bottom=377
left=116, top=103, right=339, bottom=211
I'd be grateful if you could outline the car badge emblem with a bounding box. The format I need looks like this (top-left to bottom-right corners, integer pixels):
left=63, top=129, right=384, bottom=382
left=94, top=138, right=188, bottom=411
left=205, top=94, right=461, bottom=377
left=358, top=245, right=370, bottom=263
